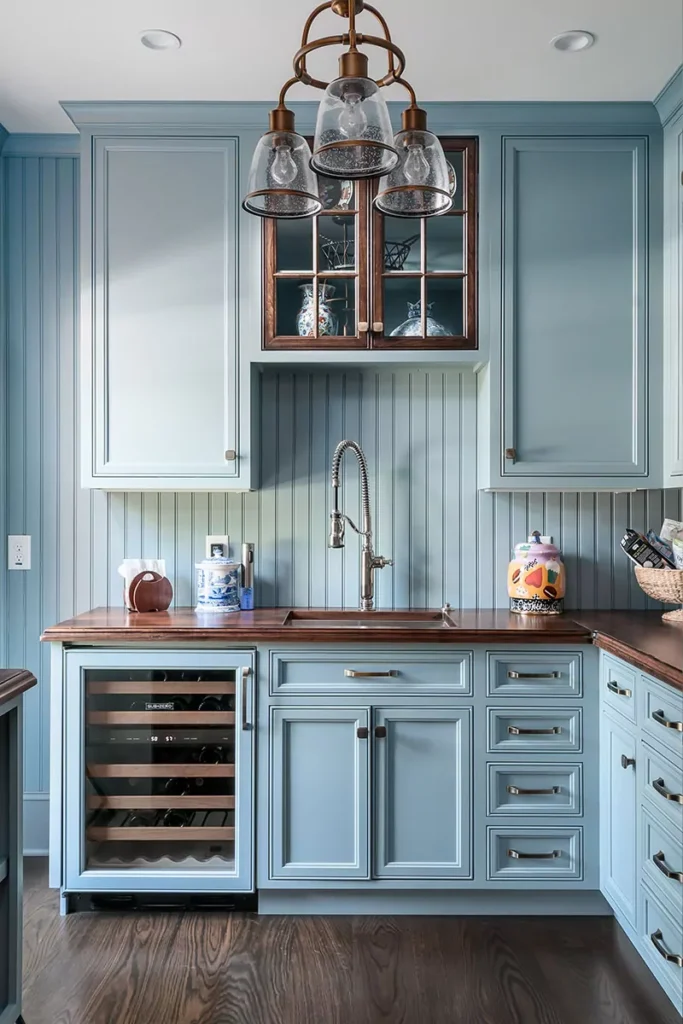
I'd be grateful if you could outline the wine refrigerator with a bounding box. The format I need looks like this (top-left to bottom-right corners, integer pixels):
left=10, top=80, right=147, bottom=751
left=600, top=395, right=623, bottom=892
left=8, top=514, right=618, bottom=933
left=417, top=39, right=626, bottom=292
left=60, top=650, right=254, bottom=893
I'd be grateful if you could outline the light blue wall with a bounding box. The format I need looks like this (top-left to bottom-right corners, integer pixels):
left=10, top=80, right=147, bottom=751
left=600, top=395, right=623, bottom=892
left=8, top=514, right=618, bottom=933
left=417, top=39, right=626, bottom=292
left=1, top=149, right=681, bottom=851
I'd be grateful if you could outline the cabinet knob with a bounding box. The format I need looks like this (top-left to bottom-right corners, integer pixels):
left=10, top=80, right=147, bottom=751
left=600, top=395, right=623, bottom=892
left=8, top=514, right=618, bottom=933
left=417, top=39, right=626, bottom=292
left=504, top=447, right=516, bottom=462
left=224, top=450, right=237, bottom=462
left=620, top=754, right=635, bottom=769
left=372, top=321, right=384, bottom=333
left=374, top=725, right=387, bottom=738
left=358, top=321, right=369, bottom=332
left=356, top=726, right=369, bottom=739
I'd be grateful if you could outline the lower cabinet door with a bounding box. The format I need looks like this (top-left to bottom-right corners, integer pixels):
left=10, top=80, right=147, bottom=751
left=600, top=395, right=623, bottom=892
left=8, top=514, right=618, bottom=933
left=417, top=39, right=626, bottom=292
left=373, top=707, right=472, bottom=879
left=600, top=710, right=638, bottom=926
left=269, top=706, right=370, bottom=880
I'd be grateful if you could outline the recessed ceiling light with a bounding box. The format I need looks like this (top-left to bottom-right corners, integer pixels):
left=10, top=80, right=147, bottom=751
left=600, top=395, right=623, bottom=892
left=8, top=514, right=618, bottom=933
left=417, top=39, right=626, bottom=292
left=551, top=30, right=595, bottom=52
left=140, top=29, right=182, bottom=51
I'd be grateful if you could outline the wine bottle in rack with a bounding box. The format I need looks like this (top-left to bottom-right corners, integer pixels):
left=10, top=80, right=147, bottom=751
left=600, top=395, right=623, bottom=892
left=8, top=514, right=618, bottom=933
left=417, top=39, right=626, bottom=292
left=197, top=695, right=234, bottom=712
left=128, top=811, right=158, bottom=828
left=198, top=745, right=227, bottom=764
left=162, top=809, right=194, bottom=828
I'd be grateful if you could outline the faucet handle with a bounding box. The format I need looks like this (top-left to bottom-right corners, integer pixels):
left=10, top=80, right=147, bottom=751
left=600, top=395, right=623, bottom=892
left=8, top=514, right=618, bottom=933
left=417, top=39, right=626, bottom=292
left=374, top=555, right=393, bottom=568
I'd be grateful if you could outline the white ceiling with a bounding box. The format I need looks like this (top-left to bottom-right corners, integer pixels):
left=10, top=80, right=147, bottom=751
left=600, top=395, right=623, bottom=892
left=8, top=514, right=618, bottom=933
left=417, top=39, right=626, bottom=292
left=0, top=0, right=681, bottom=133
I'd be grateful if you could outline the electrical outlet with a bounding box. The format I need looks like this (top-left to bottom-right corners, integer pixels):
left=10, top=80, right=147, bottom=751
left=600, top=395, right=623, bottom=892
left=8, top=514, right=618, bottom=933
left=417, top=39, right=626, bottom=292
left=205, top=535, right=230, bottom=559
left=8, top=535, right=31, bottom=570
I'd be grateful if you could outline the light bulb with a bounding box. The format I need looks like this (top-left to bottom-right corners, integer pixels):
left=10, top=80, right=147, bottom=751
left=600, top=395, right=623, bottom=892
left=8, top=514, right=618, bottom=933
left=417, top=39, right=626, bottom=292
left=404, top=143, right=430, bottom=185
left=338, top=91, right=368, bottom=138
left=270, top=143, right=298, bottom=186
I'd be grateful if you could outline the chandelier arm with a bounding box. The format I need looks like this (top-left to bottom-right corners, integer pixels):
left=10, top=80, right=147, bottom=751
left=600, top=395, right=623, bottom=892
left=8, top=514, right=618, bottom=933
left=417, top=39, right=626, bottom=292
left=394, top=77, right=418, bottom=107
left=277, top=77, right=301, bottom=109
left=292, top=34, right=405, bottom=90
left=362, top=4, right=396, bottom=78
left=299, top=1, right=336, bottom=81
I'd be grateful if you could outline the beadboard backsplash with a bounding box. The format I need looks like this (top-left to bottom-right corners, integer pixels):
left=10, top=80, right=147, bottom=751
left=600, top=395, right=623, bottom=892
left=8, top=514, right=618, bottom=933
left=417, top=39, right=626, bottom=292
left=1, top=152, right=681, bottom=846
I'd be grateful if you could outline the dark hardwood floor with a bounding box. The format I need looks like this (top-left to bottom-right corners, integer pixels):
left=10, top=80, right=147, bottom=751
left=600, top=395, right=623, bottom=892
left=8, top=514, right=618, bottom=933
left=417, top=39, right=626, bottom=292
left=22, top=859, right=678, bottom=1024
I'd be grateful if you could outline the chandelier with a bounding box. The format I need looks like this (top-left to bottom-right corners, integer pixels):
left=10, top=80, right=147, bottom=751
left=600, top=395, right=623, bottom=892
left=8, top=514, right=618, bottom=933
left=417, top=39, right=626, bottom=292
left=243, top=0, right=452, bottom=220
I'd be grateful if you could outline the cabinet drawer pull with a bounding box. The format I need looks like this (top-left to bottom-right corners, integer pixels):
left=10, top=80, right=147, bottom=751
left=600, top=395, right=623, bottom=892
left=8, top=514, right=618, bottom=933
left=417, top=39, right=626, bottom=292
left=653, top=778, right=683, bottom=804
left=507, top=848, right=561, bottom=860
left=508, top=671, right=561, bottom=680
left=620, top=754, right=636, bottom=769
left=344, top=669, right=398, bottom=678
left=650, top=930, right=683, bottom=967
left=653, top=851, right=683, bottom=883
left=356, top=726, right=369, bottom=739
left=504, top=447, right=516, bottom=462
left=241, top=666, right=252, bottom=731
left=374, top=725, right=387, bottom=738
left=652, top=709, right=683, bottom=732
left=607, top=681, right=632, bottom=697
left=508, top=725, right=561, bottom=736
left=506, top=785, right=561, bottom=796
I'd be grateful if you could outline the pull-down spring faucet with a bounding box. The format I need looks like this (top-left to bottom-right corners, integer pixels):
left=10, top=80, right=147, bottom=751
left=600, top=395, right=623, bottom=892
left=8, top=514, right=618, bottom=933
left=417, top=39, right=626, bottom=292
left=328, top=440, right=393, bottom=611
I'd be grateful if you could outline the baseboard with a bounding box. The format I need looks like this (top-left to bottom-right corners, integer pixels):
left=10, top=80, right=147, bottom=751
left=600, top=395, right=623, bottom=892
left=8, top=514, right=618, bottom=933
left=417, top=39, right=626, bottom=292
left=258, top=888, right=612, bottom=916
left=23, top=792, right=49, bottom=855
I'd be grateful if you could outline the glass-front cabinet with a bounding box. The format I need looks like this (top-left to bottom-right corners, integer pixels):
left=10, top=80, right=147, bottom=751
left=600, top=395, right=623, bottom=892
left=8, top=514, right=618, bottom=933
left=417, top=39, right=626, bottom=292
left=63, top=650, right=254, bottom=892
left=263, top=138, right=477, bottom=351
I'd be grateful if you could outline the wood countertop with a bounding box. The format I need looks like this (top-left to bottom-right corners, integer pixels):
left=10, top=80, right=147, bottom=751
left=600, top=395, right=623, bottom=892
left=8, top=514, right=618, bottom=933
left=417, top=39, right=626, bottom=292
left=41, top=607, right=683, bottom=692
left=0, top=668, right=37, bottom=709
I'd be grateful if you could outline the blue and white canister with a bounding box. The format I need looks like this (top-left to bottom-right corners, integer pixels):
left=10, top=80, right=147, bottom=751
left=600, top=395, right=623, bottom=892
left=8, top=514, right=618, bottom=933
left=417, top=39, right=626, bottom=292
left=195, top=557, right=241, bottom=613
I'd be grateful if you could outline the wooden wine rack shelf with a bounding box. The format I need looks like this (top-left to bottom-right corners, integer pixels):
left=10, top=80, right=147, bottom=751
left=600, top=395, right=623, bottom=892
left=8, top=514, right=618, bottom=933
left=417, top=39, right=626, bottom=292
left=87, top=680, right=236, bottom=695
left=87, top=826, right=235, bottom=842
left=87, top=711, right=235, bottom=726
left=87, top=763, right=235, bottom=778
left=87, top=795, right=235, bottom=810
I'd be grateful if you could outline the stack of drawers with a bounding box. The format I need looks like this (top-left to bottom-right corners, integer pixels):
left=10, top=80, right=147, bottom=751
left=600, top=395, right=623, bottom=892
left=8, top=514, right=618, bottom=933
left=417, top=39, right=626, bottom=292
left=484, top=651, right=595, bottom=886
left=600, top=653, right=683, bottom=1013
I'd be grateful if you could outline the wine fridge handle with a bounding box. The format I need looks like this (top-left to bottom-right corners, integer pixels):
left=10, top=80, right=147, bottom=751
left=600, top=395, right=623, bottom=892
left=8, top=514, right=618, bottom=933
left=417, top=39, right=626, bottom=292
left=241, top=666, right=253, bottom=731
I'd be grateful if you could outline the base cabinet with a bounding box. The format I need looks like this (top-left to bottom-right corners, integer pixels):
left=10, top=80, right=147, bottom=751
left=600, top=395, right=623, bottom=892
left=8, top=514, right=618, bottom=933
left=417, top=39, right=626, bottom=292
left=600, top=710, right=638, bottom=927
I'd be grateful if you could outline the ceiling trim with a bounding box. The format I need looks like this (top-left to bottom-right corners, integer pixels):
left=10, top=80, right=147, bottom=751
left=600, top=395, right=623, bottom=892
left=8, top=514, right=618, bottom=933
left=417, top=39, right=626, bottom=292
left=654, top=63, right=683, bottom=126
left=2, top=134, right=80, bottom=157
left=61, top=99, right=661, bottom=134
left=0, top=125, right=8, bottom=155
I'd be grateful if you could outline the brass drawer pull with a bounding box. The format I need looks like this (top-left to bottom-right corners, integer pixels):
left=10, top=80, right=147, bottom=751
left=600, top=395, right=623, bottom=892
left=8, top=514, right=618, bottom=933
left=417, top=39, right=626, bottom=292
left=241, top=666, right=252, bottom=731
left=508, top=671, right=561, bottom=680
left=653, top=778, right=683, bottom=804
left=374, top=725, right=387, bottom=738
left=356, top=726, right=369, bottom=739
left=344, top=669, right=398, bottom=678
left=508, top=725, right=561, bottom=736
left=653, top=851, right=683, bottom=883
left=607, top=681, right=632, bottom=698
left=652, top=710, right=683, bottom=732
left=620, top=755, right=636, bottom=769
left=507, top=848, right=561, bottom=860
left=650, top=930, right=683, bottom=967
left=506, top=785, right=561, bottom=796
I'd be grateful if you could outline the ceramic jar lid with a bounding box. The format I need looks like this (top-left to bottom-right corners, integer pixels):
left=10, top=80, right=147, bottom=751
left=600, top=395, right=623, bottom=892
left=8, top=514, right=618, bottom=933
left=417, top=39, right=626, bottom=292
left=513, top=530, right=562, bottom=562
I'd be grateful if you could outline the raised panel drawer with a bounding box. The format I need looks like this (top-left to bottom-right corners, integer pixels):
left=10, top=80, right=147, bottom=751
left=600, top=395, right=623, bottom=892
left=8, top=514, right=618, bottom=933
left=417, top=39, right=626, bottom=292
left=487, top=827, right=582, bottom=881
left=640, top=885, right=683, bottom=1011
left=269, top=649, right=472, bottom=696
left=488, top=708, right=582, bottom=753
left=642, top=742, right=683, bottom=836
left=642, top=807, right=683, bottom=912
left=487, top=652, right=582, bottom=698
left=487, top=763, right=582, bottom=816
left=642, top=675, right=683, bottom=765
left=601, top=655, right=637, bottom=724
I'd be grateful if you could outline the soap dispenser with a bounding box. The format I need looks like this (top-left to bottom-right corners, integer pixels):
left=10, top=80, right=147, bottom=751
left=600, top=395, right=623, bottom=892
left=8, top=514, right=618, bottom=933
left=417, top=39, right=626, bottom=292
left=507, top=530, right=566, bottom=614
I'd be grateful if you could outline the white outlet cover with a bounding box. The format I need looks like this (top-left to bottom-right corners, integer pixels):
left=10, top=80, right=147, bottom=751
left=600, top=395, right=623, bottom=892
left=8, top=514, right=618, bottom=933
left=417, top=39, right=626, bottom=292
left=205, top=535, right=229, bottom=559
left=8, top=534, right=31, bottom=570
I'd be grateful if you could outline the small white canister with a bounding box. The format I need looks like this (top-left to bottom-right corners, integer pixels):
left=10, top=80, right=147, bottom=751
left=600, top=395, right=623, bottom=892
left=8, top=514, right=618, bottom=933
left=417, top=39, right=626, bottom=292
left=195, top=557, right=241, bottom=613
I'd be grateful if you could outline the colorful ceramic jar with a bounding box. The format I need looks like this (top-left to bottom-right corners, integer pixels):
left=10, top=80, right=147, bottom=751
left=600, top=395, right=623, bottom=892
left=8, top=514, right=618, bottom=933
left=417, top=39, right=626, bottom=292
left=508, top=531, right=566, bottom=614
left=195, top=557, right=241, bottom=613
left=296, top=283, right=338, bottom=337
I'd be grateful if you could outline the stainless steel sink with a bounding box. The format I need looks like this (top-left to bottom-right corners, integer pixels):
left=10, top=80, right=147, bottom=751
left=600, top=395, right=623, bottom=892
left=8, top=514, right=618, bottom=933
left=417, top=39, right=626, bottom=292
left=282, top=609, right=457, bottom=629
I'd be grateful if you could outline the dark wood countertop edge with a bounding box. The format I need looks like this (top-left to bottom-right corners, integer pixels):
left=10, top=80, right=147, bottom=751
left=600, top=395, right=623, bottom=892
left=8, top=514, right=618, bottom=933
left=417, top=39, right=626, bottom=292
left=591, top=633, right=683, bottom=693
left=0, top=669, right=38, bottom=708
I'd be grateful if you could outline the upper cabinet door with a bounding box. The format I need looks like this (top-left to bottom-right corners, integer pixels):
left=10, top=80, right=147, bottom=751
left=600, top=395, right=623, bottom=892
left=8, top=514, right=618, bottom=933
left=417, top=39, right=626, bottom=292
left=83, top=137, right=254, bottom=490
left=498, top=136, right=649, bottom=484
left=664, top=113, right=683, bottom=484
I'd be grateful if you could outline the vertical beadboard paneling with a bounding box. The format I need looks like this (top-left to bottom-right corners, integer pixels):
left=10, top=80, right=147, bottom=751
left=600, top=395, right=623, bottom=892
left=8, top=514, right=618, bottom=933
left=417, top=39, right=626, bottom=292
left=2, top=151, right=683, bottom=811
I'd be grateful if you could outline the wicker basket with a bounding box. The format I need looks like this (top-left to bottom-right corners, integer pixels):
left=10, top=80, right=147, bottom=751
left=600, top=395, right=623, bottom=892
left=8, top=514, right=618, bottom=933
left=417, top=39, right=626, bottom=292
left=634, top=566, right=683, bottom=622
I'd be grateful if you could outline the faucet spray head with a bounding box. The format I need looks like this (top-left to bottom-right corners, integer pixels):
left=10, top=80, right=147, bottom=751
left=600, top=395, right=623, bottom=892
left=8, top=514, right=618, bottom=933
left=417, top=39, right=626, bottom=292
left=329, top=511, right=345, bottom=548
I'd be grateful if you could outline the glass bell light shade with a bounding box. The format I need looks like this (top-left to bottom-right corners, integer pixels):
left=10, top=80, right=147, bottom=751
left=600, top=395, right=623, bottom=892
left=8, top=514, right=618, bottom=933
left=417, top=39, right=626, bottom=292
left=311, top=76, right=399, bottom=179
left=243, top=127, right=322, bottom=219
left=374, top=126, right=452, bottom=218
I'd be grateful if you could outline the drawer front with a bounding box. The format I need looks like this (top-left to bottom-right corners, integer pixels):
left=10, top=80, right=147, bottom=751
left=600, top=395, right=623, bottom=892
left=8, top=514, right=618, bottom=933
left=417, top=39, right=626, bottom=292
left=488, top=708, right=582, bottom=753
left=640, top=885, right=683, bottom=1009
left=488, top=652, right=582, bottom=698
left=642, top=675, right=683, bottom=765
left=601, top=655, right=637, bottom=724
left=487, top=827, right=582, bottom=881
left=642, top=742, right=683, bottom=835
left=487, top=763, right=582, bottom=816
left=269, top=649, right=472, bottom=696
left=642, top=807, right=683, bottom=911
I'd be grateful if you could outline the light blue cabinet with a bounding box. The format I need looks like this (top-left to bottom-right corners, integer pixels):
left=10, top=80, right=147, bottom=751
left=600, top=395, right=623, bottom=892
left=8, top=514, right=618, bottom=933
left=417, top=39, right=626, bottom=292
left=269, top=706, right=369, bottom=880
left=600, top=710, right=638, bottom=927
left=479, top=135, right=656, bottom=490
left=662, top=86, right=683, bottom=484
left=373, top=707, right=471, bottom=879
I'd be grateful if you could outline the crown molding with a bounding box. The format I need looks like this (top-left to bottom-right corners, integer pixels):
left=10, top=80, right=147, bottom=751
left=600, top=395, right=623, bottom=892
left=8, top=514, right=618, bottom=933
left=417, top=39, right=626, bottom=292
left=1, top=133, right=79, bottom=157
left=0, top=125, right=8, bottom=155
left=654, top=64, right=683, bottom=126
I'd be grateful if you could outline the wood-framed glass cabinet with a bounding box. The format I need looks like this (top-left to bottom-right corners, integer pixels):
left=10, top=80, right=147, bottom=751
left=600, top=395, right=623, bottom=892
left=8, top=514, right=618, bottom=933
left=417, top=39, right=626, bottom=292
left=263, top=138, right=477, bottom=351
